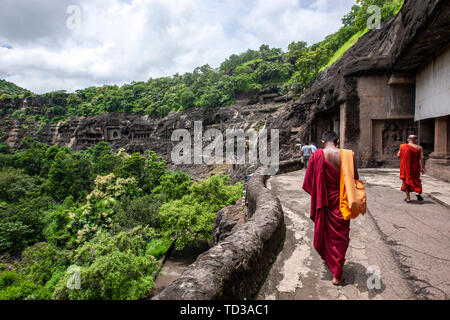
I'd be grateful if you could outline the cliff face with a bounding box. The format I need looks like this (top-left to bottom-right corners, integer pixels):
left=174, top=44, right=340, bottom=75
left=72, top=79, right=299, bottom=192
left=1, top=0, right=447, bottom=178
left=267, top=0, right=450, bottom=164
left=0, top=100, right=290, bottom=180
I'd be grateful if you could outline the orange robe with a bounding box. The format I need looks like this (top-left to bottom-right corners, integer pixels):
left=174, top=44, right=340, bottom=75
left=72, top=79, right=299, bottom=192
left=399, top=144, right=422, bottom=194
left=339, top=149, right=366, bottom=220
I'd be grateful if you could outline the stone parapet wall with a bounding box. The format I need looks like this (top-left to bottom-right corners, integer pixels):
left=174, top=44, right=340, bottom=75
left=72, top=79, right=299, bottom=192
left=426, top=158, right=450, bottom=183
left=153, top=160, right=302, bottom=300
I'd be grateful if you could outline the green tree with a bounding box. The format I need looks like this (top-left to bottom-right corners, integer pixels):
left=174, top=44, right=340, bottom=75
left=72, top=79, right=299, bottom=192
left=14, top=140, right=49, bottom=176
left=152, top=170, right=193, bottom=200
left=292, top=46, right=333, bottom=90
left=0, top=198, right=47, bottom=254
left=114, top=153, right=146, bottom=180
left=0, top=168, right=39, bottom=203
left=0, top=142, right=10, bottom=154
left=116, top=195, right=162, bottom=229
left=53, top=250, right=157, bottom=300
left=140, top=150, right=166, bottom=193
left=45, top=150, right=93, bottom=202
left=0, top=221, right=34, bottom=254
left=91, top=142, right=122, bottom=176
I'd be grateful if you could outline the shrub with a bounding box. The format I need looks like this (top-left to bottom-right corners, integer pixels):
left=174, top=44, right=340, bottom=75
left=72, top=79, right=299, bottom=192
left=159, top=199, right=214, bottom=249
left=116, top=195, right=162, bottom=229
left=159, top=175, right=243, bottom=249
left=67, top=173, right=142, bottom=244
left=48, top=227, right=161, bottom=300
left=43, top=208, right=72, bottom=247
left=53, top=250, right=158, bottom=300
left=189, top=175, right=243, bottom=213
left=20, top=243, right=70, bottom=285
left=145, top=238, right=172, bottom=260
left=72, top=226, right=158, bottom=265
left=0, top=271, right=50, bottom=300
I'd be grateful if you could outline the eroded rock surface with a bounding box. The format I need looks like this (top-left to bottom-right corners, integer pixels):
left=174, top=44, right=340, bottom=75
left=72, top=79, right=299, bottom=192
left=213, top=198, right=248, bottom=245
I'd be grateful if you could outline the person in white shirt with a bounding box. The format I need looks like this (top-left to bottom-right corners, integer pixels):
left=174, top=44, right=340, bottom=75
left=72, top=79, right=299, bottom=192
left=300, top=142, right=316, bottom=169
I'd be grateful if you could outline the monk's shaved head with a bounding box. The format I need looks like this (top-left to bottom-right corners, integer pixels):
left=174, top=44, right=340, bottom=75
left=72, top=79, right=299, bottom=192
left=408, top=135, right=418, bottom=142
left=322, top=131, right=339, bottom=145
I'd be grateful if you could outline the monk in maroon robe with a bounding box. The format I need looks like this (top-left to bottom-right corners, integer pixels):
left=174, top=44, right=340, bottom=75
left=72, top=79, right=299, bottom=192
left=302, top=131, right=351, bottom=285
left=397, top=135, right=424, bottom=203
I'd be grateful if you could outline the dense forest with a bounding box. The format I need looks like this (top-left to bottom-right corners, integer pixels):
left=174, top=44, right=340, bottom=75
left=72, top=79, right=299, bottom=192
left=0, top=0, right=404, bottom=300
left=1, top=1, right=403, bottom=123
left=0, top=139, right=243, bottom=299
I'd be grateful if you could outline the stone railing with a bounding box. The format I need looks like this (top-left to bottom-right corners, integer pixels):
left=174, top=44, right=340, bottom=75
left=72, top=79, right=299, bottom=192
left=153, top=159, right=302, bottom=300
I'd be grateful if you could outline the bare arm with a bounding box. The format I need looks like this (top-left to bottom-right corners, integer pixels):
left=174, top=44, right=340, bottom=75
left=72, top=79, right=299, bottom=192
left=397, top=149, right=401, bottom=158
left=420, top=147, right=425, bottom=174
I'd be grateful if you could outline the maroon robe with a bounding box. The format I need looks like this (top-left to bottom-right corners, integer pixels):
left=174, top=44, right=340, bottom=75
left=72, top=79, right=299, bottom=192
left=399, top=144, right=422, bottom=194
left=302, top=149, right=350, bottom=279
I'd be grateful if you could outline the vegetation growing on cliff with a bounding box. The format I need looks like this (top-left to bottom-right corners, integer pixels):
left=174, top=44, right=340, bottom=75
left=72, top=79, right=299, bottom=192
left=0, top=0, right=403, bottom=122
left=0, top=141, right=243, bottom=300
left=0, top=80, right=32, bottom=97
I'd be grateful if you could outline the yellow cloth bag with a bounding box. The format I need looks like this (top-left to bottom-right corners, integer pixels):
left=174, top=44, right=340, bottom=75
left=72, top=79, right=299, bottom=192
left=339, top=149, right=367, bottom=220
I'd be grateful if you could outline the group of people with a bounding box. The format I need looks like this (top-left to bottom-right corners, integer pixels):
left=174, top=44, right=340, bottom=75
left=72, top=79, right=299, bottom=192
left=303, top=132, right=425, bottom=286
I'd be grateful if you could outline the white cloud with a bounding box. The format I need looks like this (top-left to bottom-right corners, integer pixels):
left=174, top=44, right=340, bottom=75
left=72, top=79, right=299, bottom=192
left=0, top=0, right=355, bottom=93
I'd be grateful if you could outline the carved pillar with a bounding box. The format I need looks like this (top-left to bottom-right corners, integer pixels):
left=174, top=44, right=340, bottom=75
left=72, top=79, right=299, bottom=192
left=432, top=116, right=449, bottom=157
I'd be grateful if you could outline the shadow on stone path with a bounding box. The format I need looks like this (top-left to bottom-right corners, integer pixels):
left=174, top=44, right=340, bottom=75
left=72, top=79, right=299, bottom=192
left=258, top=169, right=450, bottom=300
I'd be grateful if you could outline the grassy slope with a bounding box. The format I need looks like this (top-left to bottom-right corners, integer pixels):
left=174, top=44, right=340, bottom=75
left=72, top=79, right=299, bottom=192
left=319, top=1, right=404, bottom=73
left=320, top=28, right=370, bottom=72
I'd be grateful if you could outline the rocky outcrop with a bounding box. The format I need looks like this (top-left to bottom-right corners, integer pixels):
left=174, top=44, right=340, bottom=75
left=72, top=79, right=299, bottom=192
left=153, top=166, right=284, bottom=300
left=0, top=102, right=289, bottom=181
left=299, top=0, right=450, bottom=102
left=213, top=198, right=248, bottom=245
left=267, top=0, right=450, bottom=164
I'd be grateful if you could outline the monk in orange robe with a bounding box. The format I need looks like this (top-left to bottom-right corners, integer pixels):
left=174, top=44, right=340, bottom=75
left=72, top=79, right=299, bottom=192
left=397, top=135, right=425, bottom=203
left=303, top=131, right=358, bottom=286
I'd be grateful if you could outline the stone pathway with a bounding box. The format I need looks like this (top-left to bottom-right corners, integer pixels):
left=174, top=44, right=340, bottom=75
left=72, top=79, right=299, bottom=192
left=258, top=169, right=450, bottom=300
left=361, top=169, right=450, bottom=208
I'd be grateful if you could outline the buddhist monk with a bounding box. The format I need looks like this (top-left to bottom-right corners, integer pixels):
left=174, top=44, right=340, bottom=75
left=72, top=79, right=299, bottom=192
left=302, top=131, right=358, bottom=286
left=397, top=135, right=425, bottom=203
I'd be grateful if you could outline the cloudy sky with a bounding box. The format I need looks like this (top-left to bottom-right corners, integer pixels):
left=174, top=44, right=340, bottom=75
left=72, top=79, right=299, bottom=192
left=0, top=0, right=355, bottom=94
